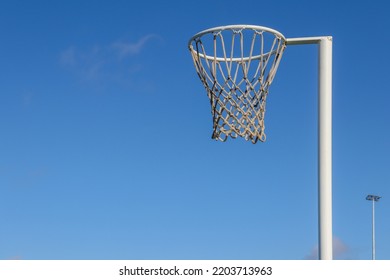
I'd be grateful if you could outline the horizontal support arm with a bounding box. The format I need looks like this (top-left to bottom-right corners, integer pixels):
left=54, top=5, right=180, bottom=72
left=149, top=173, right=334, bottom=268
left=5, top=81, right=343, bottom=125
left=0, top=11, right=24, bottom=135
left=286, top=36, right=332, bottom=45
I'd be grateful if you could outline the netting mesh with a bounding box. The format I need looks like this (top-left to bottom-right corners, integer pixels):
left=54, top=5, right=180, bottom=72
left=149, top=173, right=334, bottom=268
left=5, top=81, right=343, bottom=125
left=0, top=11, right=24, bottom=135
left=189, top=26, right=286, bottom=143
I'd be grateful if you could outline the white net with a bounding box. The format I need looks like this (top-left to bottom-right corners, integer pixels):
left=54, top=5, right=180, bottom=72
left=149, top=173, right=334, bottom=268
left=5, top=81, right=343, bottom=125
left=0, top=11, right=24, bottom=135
left=189, top=25, right=286, bottom=143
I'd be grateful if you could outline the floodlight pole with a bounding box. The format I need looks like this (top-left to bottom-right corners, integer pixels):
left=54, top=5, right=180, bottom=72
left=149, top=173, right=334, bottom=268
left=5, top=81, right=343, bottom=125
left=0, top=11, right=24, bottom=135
left=366, top=194, right=381, bottom=260
left=286, top=36, right=333, bottom=260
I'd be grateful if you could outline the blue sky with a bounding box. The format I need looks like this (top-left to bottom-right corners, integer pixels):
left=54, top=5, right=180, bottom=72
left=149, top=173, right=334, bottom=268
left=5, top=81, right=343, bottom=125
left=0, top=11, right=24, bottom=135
left=0, top=0, right=389, bottom=260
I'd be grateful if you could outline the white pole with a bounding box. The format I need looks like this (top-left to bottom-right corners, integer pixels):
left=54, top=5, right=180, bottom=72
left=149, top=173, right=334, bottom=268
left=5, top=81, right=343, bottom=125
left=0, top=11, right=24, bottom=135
left=372, top=198, right=375, bottom=260
left=366, top=195, right=381, bottom=260
left=318, top=37, right=333, bottom=260
left=286, top=37, right=333, bottom=260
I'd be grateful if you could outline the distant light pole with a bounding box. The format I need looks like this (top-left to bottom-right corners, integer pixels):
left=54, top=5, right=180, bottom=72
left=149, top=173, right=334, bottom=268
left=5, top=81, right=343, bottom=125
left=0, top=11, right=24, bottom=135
left=366, top=194, right=381, bottom=260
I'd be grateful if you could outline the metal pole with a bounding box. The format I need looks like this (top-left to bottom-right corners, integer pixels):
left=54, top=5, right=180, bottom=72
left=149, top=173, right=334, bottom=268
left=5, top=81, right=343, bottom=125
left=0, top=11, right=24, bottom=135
left=287, top=37, right=333, bottom=260
left=366, top=194, right=381, bottom=260
left=372, top=198, right=375, bottom=260
left=318, top=37, right=333, bottom=260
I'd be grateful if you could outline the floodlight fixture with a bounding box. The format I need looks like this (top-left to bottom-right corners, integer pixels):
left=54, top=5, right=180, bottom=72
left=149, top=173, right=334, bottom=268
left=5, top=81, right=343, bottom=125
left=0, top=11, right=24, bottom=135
left=366, top=195, right=381, bottom=202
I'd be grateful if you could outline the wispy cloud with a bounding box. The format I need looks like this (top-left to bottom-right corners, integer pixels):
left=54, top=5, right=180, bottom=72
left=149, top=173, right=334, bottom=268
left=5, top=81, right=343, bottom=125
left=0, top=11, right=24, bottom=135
left=111, top=34, right=160, bottom=58
left=60, top=44, right=110, bottom=81
left=7, top=255, right=23, bottom=260
left=60, top=46, right=77, bottom=66
left=22, top=92, right=34, bottom=107
left=304, top=236, right=350, bottom=260
left=60, top=34, right=161, bottom=88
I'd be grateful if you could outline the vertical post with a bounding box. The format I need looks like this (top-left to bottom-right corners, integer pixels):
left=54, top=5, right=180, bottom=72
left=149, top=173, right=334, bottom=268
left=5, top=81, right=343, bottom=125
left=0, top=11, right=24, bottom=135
left=318, top=37, right=333, bottom=260
left=366, top=194, right=381, bottom=260
left=372, top=198, right=375, bottom=260
left=286, top=36, right=333, bottom=260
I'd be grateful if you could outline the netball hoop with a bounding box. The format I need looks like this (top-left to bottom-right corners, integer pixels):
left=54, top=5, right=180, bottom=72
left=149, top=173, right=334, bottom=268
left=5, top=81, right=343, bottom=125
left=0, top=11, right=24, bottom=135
left=188, top=25, right=333, bottom=260
left=188, top=25, right=286, bottom=143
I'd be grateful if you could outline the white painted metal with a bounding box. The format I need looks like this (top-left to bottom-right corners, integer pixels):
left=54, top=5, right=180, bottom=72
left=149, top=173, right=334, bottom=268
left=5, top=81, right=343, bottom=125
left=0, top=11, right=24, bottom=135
left=318, top=37, right=333, bottom=260
left=287, top=36, right=333, bottom=260
left=373, top=198, right=376, bottom=260
left=366, top=194, right=381, bottom=260
left=188, top=24, right=286, bottom=45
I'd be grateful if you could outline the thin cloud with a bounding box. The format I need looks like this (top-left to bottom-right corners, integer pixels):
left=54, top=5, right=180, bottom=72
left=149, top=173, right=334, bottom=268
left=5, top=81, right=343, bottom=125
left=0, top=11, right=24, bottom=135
left=111, top=34, right=161, bottom=58
left=60, top=46, right=77, bottom=66
left=7, top=255, right=23, bottom=260
left=60, top=34, right=161, bottom=86
left=22, top=92, right=34, bottom=107
left=333, top=236, right=349, bottom=257
left=304, top=245, right=318, bottom=260
left=60, top=45, right=106, bottom=81
left=304, top=236, right=349, bottom=260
